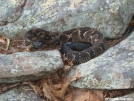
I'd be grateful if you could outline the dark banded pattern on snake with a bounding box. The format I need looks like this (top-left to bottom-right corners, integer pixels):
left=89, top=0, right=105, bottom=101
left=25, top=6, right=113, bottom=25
left=25, top=27, right=105, bottom=65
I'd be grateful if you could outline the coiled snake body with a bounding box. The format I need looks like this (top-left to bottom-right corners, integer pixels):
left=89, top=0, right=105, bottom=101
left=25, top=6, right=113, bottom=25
left=25, top=27, right=105, bottom=65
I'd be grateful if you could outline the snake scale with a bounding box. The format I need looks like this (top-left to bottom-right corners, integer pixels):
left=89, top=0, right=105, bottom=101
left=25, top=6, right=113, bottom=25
left=25, top=27, right=105, bottom=65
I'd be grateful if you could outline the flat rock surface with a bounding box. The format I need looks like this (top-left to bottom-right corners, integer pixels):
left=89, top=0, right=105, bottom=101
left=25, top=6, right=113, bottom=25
left=69, top=31, right=134, bottom=89
left=109, top=92, right=134, bottom=101
left=0, top=0, right=134, bottom=38
left=0, top=86, right=44, bottom=101
left=0, top=0, right=25, bottom=25
left=0, top=50, right=63, bottom=83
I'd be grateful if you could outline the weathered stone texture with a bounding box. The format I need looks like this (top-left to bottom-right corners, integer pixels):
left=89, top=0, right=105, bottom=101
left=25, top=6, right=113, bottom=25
left=0, top=0, right=25, bottom=25
left=0, top=86, right=44, bottom=101
left=0, top=50, right=63, bottom=83
left=0, top=0, right=133, bottom=38
left=69, top=31, right=134, bottom=89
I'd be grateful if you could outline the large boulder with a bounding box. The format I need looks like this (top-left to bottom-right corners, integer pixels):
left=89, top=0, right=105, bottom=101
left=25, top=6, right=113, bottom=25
left=0, top=0, right=134, bottom=38
left=0, top=50, right=63, bottom=83
left=69, top=31, right=134, bottom=89
left=0, top=86, right=44, bottom=101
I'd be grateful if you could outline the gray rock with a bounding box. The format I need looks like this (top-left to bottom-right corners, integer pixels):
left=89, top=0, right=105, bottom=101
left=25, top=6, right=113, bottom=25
left=69, top=31, right=134, bottom=89
left=0, top=0, right=133, bottom=38
left=0, top=50, right=63, bottom=83
left=0, top=0, right=25, bottom=25
left=108, top=92, right=134, bottom=101
left=0, top=86, right=44, bottom=101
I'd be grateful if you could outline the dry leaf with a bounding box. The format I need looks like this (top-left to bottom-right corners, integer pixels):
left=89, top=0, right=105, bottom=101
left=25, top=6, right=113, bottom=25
left=0, top=37, right=6, bottom=43
left=42, top=82, right=58, bottom=101
left=24, top=68, right=81, bottom=101
left=64, top=94, right=73, bottom=101
left=90, top=90, right=104, bottom=100
left=64, top=65, right=73, bottom=71
left=0, top=36, right=9, bottom=50
left=6, top=37, right=10, bottom=49
left=72, top=89, right=101, bottom=101
left=66, top=68, right=82, bottom=82
left=51, top=68, right=81, bottom=99
left=27, top=80, right=58, bottom=101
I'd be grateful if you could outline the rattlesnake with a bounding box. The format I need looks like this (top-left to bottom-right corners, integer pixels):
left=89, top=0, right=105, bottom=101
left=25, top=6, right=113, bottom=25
left=25, top=27, right=105, bottom=65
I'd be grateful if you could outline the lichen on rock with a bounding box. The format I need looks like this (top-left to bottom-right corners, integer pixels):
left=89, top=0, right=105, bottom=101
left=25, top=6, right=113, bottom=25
left=69, top=31, right=134, bottom=89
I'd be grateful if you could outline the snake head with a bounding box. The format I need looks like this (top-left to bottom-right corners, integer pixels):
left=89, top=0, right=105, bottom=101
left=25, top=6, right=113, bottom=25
left=25, top=28, right=53, bottom=48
